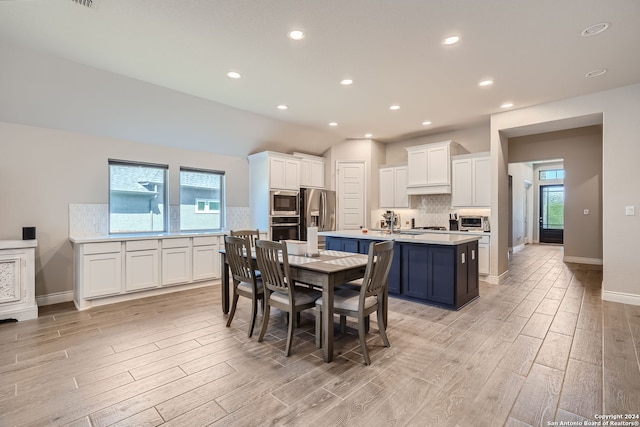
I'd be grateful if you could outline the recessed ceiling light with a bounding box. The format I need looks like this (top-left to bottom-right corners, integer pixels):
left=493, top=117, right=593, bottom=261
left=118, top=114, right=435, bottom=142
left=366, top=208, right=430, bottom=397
left=288, top=29, right=305, bottom=41
left=340, top=78, right=354, bottom=86
left=226, top=71, right=242, bottom=79
left=328, top=122, right=338, bottom=127
left=422, top=121, right=432, bottom=126
left=364, top=133, right=373, bottom=138
left=389, top=105, right=400, bottom=110
left=581, top=22, right=610, bottom=37
left=500, top=102, right=514, bottom=109
left=585, top=68, right=608, bottom=78
left=442, top=35, right=460, bottom=46
left=277, top=104, right=288, bottom=110
left=478, top=79, right=494, bottom=87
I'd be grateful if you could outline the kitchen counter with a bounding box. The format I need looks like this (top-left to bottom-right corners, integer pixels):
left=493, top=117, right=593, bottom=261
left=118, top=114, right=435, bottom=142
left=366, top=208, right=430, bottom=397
left=69, top=230, right=267, bottom=244
left=320, top=230, right=480, bottom=309
left=319, top=229, right=481, bottom=245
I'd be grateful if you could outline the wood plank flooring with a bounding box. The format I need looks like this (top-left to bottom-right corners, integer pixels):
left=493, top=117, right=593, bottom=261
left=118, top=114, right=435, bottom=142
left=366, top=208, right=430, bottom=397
left=1, top=244, right=638, bottom=426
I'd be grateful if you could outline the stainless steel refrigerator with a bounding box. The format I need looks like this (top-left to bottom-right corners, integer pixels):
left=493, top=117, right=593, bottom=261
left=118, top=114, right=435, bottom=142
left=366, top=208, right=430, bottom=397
left=299, top=188, right=336, bottom=248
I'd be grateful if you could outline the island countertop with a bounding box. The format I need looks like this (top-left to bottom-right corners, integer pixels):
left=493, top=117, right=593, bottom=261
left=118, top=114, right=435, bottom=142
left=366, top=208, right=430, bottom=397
left=318, top=230, right=481, bottom=245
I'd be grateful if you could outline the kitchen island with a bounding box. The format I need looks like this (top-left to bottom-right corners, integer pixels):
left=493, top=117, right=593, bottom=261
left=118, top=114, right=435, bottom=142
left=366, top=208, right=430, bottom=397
left=319, top=230, right=481, bottom=309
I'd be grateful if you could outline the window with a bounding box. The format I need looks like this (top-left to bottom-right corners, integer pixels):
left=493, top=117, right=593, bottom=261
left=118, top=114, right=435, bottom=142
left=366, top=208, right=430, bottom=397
left=109, top=160, right=168, bottom=234
left=180, top=168, right=225, bottom=231
left=539, top=169, right=565, bottom=180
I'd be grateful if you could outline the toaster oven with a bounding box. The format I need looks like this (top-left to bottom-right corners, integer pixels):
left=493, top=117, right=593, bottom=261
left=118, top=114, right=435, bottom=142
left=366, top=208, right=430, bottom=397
left=459, top=215, right=490, bottom=232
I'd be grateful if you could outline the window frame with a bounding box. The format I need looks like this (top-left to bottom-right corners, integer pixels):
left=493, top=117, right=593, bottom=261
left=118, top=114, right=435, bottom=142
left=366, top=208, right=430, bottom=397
left=179, top=167, right=225, bottom=232
left=108, top=159, right=169, bottom=235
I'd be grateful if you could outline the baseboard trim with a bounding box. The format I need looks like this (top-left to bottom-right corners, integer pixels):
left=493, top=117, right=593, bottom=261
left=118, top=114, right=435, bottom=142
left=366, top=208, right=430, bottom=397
left=563, top=256, right=603, bottom=265
left=602, top=289, right=640, bottom=307
left=512, top=244, right=526, bottom=254
left=36, top=291, right=74, bottom=307
left=486, top=269, right=509, bottom=285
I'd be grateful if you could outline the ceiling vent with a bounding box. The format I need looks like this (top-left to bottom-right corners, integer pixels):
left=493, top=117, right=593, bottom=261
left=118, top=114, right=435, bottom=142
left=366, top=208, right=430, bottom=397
left=71, top=0, right=98, bottom=8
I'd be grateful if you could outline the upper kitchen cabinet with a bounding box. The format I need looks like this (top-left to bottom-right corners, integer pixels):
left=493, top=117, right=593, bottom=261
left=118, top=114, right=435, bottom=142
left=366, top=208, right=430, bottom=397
left=293, top=152, right=325, bottom=188
left=379, top=165, right=408, bottom=208
left=405, top=140, right=459, bottom=195
left=248, top=151, right=300, bottom=191
left=451, top=152, right=490, bottom=207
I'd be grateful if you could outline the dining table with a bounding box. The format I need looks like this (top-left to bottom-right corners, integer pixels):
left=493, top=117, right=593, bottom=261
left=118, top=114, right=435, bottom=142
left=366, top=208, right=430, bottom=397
left=219, top=248, right=369, bottom=363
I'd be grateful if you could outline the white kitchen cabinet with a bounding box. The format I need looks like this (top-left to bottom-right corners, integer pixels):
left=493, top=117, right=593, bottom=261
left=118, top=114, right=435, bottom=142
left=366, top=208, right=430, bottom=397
left=192, top=235, right=220, bottom=281
left=269, top=155, right=300, bottom=190
left=451, top=152, right=490, bottom=207
left=162, top=238, right=191, bottom=286
left=406, top=140, right=458, bottom=195
left=294, top=152, right=325, bottom=188
left=0, top=240, right=38, bottom=321
left=81, top=241, right=123, bottom=299
left=379, top=165, right=408, bottom=208
left=125, top=240, right=159, bottom=292
left=478, top=234, right=490, bottom=275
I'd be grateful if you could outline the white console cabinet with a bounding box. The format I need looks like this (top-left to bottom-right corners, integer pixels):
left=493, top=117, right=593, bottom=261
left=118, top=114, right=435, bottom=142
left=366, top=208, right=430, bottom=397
left=0, top=240, right=38, bottom=321
left=71, top=234, right=224, bottom=310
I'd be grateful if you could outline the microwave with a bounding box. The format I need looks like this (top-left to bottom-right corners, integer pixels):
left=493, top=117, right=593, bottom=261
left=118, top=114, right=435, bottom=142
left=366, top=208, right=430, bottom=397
left=270, top=190, right=299, bottom=216
left=459, top=215, right=491, bottom=232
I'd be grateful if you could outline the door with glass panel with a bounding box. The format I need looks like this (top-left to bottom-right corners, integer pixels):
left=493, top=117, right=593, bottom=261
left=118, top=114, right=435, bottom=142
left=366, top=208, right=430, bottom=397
left=539, top=185, right=564, bottom=244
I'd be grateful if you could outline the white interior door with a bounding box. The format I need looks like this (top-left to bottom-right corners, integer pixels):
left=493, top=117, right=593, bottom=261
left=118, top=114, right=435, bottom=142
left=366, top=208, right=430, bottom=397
left=337, top=161, right=366, bottom=230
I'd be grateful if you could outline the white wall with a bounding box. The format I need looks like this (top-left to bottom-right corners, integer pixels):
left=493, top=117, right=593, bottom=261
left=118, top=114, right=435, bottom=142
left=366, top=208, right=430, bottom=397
left=508, top=162, right=534, bottom=249
left=490, top=84, right=640, bottom=305
left=0, top=122, right=250, bottom=298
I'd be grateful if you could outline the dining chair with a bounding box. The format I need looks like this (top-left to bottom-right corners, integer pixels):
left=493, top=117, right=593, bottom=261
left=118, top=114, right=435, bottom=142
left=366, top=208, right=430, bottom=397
left=230, top=229, right=260, bottom=247
left=315, top=240, right=394, bottom=365
left=224, top=235, right=264, bottom=338
left=255, top=239, right=321, bottom=357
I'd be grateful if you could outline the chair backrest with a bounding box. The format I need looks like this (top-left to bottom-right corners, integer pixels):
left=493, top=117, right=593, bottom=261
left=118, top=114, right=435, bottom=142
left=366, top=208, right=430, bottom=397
left=255, top=239, right=292, bottom=295
left=230, top=229, right=260, bottom=247
left=224, top=235, right=257, bottom=284
left=360, top=240, right=395, bottom=300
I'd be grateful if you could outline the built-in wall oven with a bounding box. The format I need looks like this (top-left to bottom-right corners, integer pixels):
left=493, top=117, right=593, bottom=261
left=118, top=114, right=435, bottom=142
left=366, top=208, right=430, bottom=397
left=270, top=216, right=300, bottom=241
left=270, top=190, right=299, bottom=216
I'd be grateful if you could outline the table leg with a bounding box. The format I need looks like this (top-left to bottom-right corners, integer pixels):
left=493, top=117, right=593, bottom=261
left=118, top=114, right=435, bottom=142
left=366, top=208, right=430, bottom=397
left=321, top=280, right=334, bottom=363
left=221, top=252, right=229, bottom=314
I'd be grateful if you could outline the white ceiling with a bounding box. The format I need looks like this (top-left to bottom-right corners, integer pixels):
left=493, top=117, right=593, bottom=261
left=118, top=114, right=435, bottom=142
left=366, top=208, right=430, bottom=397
left=1, top=0, right=639, bottom=142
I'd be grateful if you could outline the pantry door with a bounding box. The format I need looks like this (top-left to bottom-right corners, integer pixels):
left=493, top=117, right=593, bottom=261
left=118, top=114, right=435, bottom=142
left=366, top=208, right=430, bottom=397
left=337, top=161, right=366, bottom=230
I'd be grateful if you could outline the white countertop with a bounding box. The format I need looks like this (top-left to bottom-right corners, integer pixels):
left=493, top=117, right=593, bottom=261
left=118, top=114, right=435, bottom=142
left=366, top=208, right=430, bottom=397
left=319, top=230, right=481, bottom=246
left=0, top=239, right=38, bottom=250
left=69, top=231, right=229, bottom=244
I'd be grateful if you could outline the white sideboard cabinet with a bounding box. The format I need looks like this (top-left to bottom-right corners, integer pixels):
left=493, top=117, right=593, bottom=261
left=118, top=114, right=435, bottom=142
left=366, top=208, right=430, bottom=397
left=0, top=240, right=38, bottom=321
left=71, top=234, right=224, bottom=310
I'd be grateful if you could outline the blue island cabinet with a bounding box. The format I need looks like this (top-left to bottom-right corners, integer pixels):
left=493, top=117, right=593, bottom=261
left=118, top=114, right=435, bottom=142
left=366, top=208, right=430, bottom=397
left=325, top=236, right=479, bottom=309
left=325, top=236, right=401, bottom=294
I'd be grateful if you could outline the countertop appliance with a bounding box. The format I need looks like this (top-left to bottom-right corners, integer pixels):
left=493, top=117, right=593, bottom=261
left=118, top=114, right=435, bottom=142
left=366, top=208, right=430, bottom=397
left=299, top=188, right=336, bottom=248
left=382, top=210, right=401, bottom=232
left=270, top=190, right=299, bottom=216
left=459, top=215, right=490, bottom=232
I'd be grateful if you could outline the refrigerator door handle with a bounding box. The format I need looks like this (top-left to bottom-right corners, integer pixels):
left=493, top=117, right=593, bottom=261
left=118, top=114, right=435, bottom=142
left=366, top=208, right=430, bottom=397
left=320, top=191, right=326, bottom=230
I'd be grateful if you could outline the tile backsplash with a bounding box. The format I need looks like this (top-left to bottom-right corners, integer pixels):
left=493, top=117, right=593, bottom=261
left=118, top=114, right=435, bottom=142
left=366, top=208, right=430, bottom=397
left=371, top=194, right=490, bottom=229
left=69, top=203, right=251, bottom=237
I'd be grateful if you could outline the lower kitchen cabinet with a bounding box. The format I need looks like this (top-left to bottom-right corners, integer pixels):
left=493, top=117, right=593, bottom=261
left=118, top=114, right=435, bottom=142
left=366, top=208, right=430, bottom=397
left=325, top=236, right=479, bottom=309
left=81, top=242, right=123, bottom=298
left=192, top=236, right=220, bottom=281
left=125, top=240, right=160, bottom=291
left=162, top=238, right=192, bottom=286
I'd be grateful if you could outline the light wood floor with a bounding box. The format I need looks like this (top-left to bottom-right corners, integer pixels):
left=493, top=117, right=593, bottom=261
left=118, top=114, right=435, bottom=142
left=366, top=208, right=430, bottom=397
left=1, top=244, right=639, bottom=426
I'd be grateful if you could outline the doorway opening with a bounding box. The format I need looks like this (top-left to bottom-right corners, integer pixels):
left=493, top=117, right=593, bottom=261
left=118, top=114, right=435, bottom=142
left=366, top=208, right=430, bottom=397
left=539, top=184, right=564, bottom=244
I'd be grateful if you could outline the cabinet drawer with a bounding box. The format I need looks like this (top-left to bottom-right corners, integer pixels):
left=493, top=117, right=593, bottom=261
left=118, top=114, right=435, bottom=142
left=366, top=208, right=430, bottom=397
left=83, top=241, right=122, bottom=255
left=162, top=238, right=191, bottom=249
left=193, top=236, right=218, bottom=246
left=126, top=240, right=158, bottom=252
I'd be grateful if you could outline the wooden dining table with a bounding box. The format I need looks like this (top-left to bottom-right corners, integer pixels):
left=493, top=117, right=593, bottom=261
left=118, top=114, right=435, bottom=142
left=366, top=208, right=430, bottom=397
left=219, top=248, right=369, bottom=362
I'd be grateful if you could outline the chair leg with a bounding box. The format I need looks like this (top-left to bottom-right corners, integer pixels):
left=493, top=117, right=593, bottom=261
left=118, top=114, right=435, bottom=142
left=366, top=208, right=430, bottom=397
left=364, top=315, right=370, bottom=333
left=248, top=295, right=258, bottom=338
left=258, top=304, right=271, bottom=342
left=357, top=313, right=370, bottom=365
left=377, top=304, right=390, bottom=347
left=285, top=310, right=295, bottom=357
left=226, top=294, right=239, bottom=328
left=340, top=315, right=347, bottom=333
left=315, top=304, right=322, bottom=348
